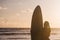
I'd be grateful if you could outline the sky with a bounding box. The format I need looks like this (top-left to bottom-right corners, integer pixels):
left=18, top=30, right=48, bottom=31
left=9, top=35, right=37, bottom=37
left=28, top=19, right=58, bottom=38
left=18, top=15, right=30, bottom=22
left=0, top=0, right=60, bottom=28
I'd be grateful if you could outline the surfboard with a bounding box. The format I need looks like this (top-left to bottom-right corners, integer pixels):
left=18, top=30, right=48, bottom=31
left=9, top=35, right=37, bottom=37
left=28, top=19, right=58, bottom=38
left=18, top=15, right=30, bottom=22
left=31, top=5, right=43, bottom=40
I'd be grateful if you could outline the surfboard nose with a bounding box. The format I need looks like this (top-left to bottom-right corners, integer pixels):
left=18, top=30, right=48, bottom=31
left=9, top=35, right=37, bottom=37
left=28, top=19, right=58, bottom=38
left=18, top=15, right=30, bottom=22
left=34, top=5, right=41, bottom=12
left=31, top=5, right=43, bottom=29
left=35, top=5, right=40, bottom=9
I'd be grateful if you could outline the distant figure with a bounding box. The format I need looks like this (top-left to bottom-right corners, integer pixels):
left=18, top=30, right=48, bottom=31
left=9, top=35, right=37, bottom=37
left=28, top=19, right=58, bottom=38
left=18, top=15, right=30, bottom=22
left=31, top=5, right=43, bottom=40
left=43, top=21, right=51, bottom=40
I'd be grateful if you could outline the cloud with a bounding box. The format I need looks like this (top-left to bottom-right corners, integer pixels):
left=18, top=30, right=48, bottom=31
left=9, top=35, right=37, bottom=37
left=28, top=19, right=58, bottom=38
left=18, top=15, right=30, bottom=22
left=0, top=6, right=7, bottom=10
left=26, top=9, right=33, bottom=13
left=0, top=7, right=2, bottom=9
left=16, top=13, right=20, bottom=17
left=21, top=9, right=33, bottom=14
left=3, top=7, right=7, bottom=10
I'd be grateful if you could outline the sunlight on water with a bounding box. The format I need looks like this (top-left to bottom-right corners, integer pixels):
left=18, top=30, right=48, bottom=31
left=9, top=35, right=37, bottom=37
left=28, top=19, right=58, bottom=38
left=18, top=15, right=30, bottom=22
left=0, top=28, right=31, bottom=40
left=0, top=28, right=60, bottom=40
left=50, top=28, right=60, bottom=40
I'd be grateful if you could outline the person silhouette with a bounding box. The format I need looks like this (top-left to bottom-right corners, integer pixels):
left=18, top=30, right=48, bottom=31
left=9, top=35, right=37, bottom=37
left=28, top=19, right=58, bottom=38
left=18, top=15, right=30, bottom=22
left=43, top=21, right=51, bottom=40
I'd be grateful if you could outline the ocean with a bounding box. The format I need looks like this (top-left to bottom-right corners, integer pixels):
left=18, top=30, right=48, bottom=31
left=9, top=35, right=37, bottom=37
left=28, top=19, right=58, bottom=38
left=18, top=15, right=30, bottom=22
left=0, top=28, right=60, bottom=40
left=50, top=28, right=60, bottom=40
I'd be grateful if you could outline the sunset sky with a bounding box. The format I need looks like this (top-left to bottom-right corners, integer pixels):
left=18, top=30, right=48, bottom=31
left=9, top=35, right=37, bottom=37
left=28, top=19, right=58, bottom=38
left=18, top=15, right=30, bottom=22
left=0, top=0, right=60, bottom=28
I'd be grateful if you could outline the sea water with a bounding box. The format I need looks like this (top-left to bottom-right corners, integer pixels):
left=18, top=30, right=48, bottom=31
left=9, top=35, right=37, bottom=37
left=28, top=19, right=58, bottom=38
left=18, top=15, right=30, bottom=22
left=50, top=28, right=60, bottom=40
left=0, top=28, right=60, bottom=40
left=0, top=28, right=30, bottom=40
